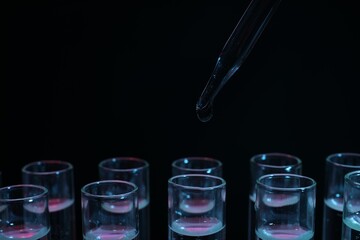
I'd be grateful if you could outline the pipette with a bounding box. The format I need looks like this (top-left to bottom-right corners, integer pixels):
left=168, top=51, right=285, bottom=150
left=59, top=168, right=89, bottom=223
left=196, top=0, right=283, bottom=122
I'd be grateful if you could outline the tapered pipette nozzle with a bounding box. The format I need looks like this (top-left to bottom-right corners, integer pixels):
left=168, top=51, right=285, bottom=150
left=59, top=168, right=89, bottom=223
left=196, top=74, right=219, bottom=122
left=196, top=101, right=213, bottom=123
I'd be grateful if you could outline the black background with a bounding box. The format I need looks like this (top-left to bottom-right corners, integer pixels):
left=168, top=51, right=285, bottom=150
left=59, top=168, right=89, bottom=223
left=5, top=0, right=359, bottom=239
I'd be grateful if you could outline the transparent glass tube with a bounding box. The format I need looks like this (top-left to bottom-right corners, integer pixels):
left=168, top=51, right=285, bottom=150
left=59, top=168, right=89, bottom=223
left=98, top=157, right=150, bottom=240
left=22, top=160, right=76, bottom=240
left=255, top=173, right=316, bottom=240
left=342, top=170, right=360, bottom=240
left=81, top=180, right=139, bottom=240
left=0, top=184, right=51, bottom=240
left=248, top=153, right=302, bottom=240
left=168, top=174, right=226, bottom=240
left=322, top=153, right=360, bottom=240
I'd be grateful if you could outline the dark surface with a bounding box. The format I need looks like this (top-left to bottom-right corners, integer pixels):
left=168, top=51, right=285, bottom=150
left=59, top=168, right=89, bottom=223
left=5, top=0, right=359, bottom=239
